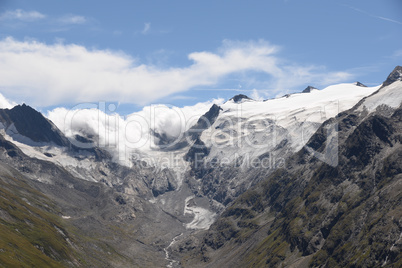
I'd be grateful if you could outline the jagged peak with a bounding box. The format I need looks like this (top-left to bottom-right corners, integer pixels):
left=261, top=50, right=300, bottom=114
left=382, top=65, right=402, bottom=87
left=152, top=103, right=223, bottom=150
left=0, top=104, right=70, bottom=147
left=229, top=94, right=253, bottom=103
left=11, top=103, right=33, bottom=111
left=302, top=86, right=317, bottom=93
left=188, top=104, right=222, bottom=137
left=204, top=104, right=222, bottom=118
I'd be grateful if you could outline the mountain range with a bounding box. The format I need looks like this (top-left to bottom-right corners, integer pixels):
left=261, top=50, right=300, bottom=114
left=0, top=66, right=401, bottom=267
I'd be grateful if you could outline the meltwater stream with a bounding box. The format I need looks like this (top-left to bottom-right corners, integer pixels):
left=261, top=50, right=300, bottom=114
left=164, top=233, right=183, bottom=268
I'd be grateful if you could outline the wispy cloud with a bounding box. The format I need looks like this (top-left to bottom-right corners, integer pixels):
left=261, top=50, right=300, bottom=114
left=344, top=4, right=402, bottom=25
left=0, top=38, right=353, bottom=107
left=59, top=15, right=87, bottom=25
left=250, top=89, right=264, bottom=101
left=376, top=16, right=402, bottom=25
left=0, top=9, right=88, bottom=27
left=0, top=9, right=46, bottom=21
left=142, top=22, right=151, bottom=34
left=393, top=49, right=402, bottom=57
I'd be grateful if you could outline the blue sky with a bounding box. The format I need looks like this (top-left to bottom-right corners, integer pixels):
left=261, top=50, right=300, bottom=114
left=0, top=0, right=401, bottom=114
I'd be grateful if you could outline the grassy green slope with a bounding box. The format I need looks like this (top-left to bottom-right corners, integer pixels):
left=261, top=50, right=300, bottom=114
left=0, top=168, right=81, bottom=267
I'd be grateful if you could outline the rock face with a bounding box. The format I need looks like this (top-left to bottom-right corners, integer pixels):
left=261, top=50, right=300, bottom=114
left=187, top=104, right=222, bottom=141
left=153, top=103, right=222, bottom=151
left=229, top=94, right=252, bottom=103
left=0, top=131, right=186, bottom=267
left=184, top=104, right=222, bottom=167
left=179, top=73, right=402, bottom=267
left=355, top=81, right=367, bottom=87
left=0, top=104, right=70, bottom=147
left=302, top=85, right=317, bottom=93
left=382, top=65, right=402, bottom=88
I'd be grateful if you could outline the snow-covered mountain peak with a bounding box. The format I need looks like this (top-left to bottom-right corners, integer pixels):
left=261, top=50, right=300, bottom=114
left=360, top=80, right=402, bottom=113
left=357, top=66, right=402, bottom=113
left=200, top=82, right=380, bottom=165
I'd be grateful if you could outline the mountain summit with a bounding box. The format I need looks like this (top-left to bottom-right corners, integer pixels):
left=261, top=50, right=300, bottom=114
left=229, top=94, right=252, bottom=103
left=302, top=85, right=317, bottom=93
left=354, top=81, right=367, bottom=87
left=382, top=65, right=402, bottom=87
left=0, top=104, right=70, bottom=147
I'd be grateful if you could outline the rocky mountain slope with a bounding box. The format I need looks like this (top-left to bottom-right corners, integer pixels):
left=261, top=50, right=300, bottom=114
left=0, top=104, right=70, bottom=147
left=0, top=66, right=400, bottom=267
left=178, top=66, right=402, bottom=267
left=183, top=80, right=379, bottom=207
left=0, top=131, right=187, bottom=267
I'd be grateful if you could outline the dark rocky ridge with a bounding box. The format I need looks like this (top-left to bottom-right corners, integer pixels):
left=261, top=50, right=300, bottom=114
left=184, top=104, right=222, bottom=168
left=382, top=65, right=402, bottom=88
left=153, top=104, right=222, bottom=151
left=0, top=104, right=113, bottom=162
left=0, top=104, right=70, bottom=147
left=302, top=86, right=317, bottom=93
left=187, top=104, right=222, bottom=141
left=355, top=81, right=367, bottom=87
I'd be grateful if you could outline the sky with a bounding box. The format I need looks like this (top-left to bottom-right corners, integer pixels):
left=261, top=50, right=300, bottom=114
left=0, top=0, right=401, bottom=115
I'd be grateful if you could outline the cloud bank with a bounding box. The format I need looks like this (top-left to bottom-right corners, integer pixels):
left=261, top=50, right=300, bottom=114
left=0, top=93, right=16, bottom=109
left=47, top=98, right=224, bottom=162
left=0, top=37, right=352, bottom=107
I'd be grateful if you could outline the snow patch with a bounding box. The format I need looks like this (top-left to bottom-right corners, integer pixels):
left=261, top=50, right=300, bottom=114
left=361, top=81, right=402, bottom=112
left=201, top=83, right=380, bottom=164
left=183, top=196, right=216, bottom=230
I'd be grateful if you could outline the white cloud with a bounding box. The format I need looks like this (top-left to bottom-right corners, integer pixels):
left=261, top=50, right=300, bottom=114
left=377, top=16, right=402, bottom=25
left=0, top=9, right=46, bottom=21
left=0, top=37, right=352, bottom=107
left=142, top=22, right=151, bottom=34
left=0, top=9, right=88, bottom=27
left=275, top=65, right=353, bottom=91
left=0, top=92, right=16, bottom=109
left=46, top=98, right=224, bottom=163
left=250, top=89, right=264, bottom=101
left=59, top=15, right=87, bottom=25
